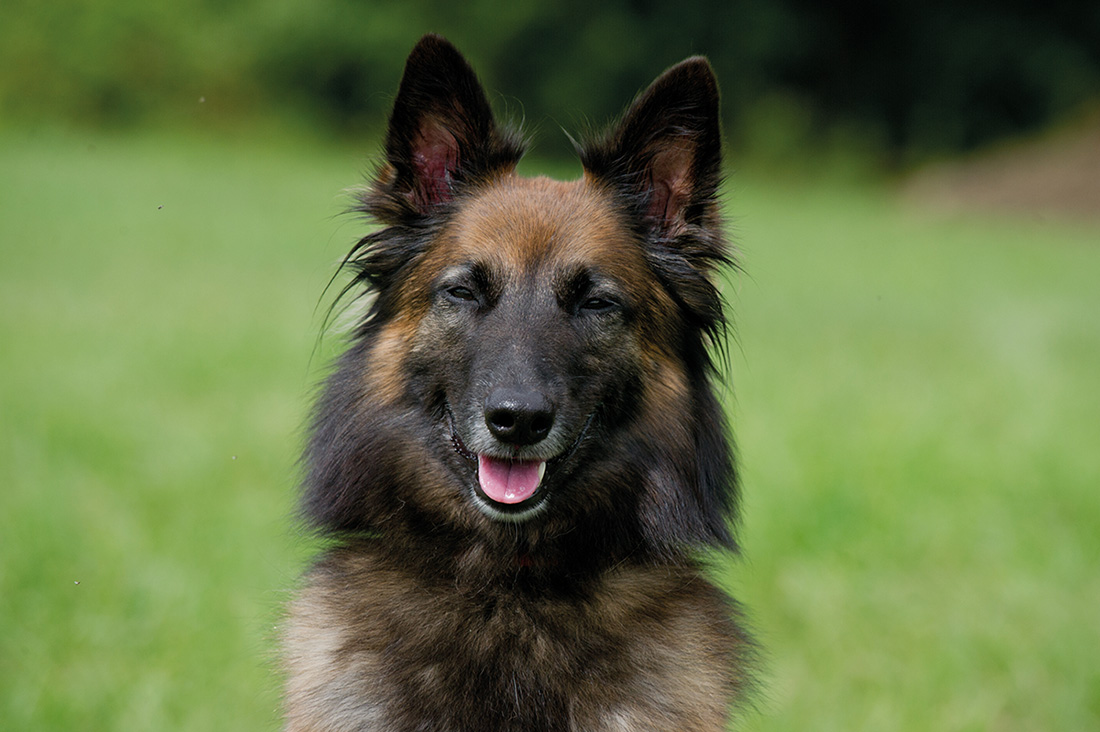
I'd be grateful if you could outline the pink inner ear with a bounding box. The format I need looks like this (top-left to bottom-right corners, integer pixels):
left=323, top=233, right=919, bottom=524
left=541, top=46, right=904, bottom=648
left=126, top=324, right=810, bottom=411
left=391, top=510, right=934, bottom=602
left=411, top=121, right=459, bottom=208
left=646, top=143, right=694, bottom=230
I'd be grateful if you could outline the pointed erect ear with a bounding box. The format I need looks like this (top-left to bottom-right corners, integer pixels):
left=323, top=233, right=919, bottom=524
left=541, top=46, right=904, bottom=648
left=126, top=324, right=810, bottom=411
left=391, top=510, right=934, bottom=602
left=381, top=34, right=524, bottom=213
left=581, top=57, right=722, bottom=237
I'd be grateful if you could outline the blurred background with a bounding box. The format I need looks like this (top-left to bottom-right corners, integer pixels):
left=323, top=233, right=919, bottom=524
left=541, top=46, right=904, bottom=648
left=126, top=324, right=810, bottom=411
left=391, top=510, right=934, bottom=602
left=1, top=1, right=1097, bottom=730
left=3, top=0, right=1100, bottom=163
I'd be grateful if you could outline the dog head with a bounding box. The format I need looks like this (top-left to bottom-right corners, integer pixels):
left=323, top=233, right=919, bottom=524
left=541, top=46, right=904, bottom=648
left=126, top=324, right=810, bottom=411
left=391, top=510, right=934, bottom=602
left=305, top=35, right=737, bottom=556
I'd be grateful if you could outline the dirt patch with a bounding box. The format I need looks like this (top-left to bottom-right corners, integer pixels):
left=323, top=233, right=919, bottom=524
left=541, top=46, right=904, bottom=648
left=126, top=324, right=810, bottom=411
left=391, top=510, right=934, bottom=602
left=901, top=113, right=1100, bottom=222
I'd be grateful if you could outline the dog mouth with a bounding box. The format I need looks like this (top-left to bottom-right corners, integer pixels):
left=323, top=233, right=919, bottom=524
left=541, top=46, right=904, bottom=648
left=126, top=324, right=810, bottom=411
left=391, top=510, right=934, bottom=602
left=476, top=455, right=546, bottom=505
left=448, top=426, right=549, bottom=518
left=447, top=409, right=594, bottom=520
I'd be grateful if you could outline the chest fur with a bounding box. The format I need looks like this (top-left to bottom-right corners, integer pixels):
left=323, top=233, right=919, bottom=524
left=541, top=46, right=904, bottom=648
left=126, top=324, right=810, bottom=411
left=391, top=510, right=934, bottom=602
left=283, top=551, right=743, bottom=732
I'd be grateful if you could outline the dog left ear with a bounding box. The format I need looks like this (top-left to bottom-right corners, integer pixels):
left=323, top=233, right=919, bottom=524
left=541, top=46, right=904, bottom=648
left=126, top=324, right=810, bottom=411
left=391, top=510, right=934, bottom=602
left=581, top=57, right=723, bottom=239
left=582, top=57, right=730, bottom=354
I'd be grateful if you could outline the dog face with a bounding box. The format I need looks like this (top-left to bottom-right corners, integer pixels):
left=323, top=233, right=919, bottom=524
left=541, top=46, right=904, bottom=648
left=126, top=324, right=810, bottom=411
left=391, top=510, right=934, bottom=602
left=305, top=35, right=736, bottom=553
left=405, top=175, right=661, bottom=522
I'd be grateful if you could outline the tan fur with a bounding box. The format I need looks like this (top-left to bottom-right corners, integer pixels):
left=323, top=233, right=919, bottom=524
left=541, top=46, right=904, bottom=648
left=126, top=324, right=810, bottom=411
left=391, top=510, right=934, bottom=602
left=286, top=549, right=744, bottom=732
left=362, top=318, right=415, bottom=405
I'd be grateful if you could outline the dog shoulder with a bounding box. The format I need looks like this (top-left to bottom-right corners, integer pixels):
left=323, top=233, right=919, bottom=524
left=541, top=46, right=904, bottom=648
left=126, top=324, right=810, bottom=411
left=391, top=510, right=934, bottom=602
left=282, top=551, right=389, bottom=730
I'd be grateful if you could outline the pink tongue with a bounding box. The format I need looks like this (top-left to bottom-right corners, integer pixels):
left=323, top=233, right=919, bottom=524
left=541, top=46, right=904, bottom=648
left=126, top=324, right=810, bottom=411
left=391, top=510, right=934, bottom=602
left=477, top=455, right=545, bottom=504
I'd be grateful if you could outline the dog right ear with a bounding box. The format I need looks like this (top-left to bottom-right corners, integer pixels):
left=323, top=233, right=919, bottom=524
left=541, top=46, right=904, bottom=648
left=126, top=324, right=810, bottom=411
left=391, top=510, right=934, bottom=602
left=373, top=34, right=525, bottom=218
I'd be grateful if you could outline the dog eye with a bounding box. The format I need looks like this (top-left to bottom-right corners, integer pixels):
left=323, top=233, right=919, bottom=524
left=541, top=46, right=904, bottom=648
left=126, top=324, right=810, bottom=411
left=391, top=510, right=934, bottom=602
left=445, top=286, right=477, bottom=303
left=579, top=296, right=618, bottom=314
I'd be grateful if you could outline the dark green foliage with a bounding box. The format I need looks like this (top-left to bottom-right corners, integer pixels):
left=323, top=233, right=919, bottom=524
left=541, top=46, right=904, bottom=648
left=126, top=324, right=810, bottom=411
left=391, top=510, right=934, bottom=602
left=2, top=0, right=1096, bottom=157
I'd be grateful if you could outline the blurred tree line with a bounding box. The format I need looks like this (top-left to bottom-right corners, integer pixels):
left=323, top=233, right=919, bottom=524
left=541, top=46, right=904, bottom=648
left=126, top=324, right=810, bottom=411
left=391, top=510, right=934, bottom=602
left=1, top=0, right=1097, bottom=163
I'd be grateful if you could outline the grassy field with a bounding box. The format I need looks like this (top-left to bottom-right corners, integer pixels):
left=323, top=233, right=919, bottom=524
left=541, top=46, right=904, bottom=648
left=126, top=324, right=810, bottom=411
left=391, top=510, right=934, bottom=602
left=1, top=129, right=1097, bottom=731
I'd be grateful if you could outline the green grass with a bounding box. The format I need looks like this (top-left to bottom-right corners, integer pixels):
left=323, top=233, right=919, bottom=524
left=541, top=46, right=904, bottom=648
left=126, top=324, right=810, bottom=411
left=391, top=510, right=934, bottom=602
left=2, top=129, right=1097, bottom=731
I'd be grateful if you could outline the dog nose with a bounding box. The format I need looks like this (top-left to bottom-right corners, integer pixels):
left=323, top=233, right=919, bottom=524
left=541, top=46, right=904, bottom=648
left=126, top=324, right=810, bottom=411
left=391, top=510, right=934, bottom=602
left=484, top=388, right=555, bottom=446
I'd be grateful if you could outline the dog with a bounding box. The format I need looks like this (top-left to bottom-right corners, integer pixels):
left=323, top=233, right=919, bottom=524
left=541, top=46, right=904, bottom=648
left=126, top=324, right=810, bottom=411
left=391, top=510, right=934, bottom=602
left=284, top=34, right=753, bottom=731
